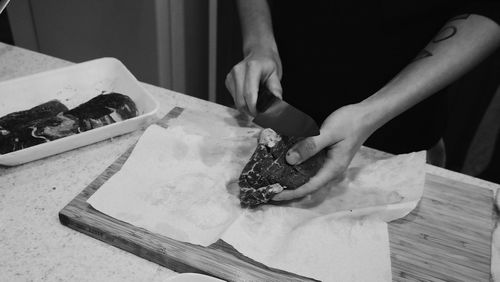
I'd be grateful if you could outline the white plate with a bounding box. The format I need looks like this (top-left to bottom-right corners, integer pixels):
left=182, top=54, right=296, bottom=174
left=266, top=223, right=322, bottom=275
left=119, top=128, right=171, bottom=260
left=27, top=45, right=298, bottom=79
left=165, top=273, right=225, bottom=282
left=0, top=57, right=160, bottom=166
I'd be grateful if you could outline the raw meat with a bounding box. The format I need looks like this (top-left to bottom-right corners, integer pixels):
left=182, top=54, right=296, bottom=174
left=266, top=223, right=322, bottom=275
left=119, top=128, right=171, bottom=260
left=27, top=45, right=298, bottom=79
left=0, top=100, right=69, bottom=154
left=238, top=128, right=326, bottom=207
left=66, top=93, right=137, bottom=131
left=0, top=93, right=138, bottom=154
left=0, top=100, right=68, bottom=135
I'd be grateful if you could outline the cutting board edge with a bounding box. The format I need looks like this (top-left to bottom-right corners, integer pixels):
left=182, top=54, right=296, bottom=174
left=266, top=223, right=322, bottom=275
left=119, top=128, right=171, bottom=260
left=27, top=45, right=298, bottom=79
left=57, top=186, right=318, bottom=282
left=58, top=209, right=203, bottom=273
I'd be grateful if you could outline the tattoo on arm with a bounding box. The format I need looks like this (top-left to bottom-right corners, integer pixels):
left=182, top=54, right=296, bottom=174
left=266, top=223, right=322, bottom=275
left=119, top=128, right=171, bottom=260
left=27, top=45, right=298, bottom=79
left=432, top=26, right=457, bottom=43
left=448, top=14, right=470, bottom=22
left=431, top=14, right=469, bottom=43
left=410, top=14, right=468, bottom=64
left=412, top=50, right=433, bottom=62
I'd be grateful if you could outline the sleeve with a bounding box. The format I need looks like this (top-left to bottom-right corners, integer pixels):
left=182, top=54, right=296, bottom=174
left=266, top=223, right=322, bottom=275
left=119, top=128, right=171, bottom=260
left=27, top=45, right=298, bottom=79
left=454, top=1, right=500, bottom=25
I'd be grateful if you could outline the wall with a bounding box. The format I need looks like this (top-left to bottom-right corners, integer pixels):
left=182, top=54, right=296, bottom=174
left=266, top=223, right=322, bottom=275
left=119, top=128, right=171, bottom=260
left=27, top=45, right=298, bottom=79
left=7, top=0, right=209, bottom=100
left=10, top=1, right=161, bottom=85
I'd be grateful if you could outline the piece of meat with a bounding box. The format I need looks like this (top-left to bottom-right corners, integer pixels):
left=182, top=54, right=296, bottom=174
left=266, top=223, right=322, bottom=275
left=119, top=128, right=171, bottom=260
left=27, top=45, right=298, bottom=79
left=66, top=93, right=138, bottom=131
left=238, top=128, right=326, bottom=207
left=0, top=100, right=69, bottom=154
left=0, top=93, right=138, bottom=154
left=0, top=100, right=68, bottom=135
left=0, top=112, right=80, bottom=153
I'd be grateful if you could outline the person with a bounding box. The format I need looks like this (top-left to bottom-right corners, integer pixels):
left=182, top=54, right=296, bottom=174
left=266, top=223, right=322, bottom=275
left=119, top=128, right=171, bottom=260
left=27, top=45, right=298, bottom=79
left=225, top=1, right=500, bottom=201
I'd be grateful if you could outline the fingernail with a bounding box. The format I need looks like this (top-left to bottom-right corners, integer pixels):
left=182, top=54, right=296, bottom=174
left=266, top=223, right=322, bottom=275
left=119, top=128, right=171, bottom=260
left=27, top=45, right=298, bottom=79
left=286, top=151, right=300, bottom=165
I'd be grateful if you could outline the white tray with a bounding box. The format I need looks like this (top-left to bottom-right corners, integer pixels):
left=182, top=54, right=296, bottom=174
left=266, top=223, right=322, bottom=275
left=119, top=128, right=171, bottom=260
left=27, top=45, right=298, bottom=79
left=0, top=57, right=160, bottom=166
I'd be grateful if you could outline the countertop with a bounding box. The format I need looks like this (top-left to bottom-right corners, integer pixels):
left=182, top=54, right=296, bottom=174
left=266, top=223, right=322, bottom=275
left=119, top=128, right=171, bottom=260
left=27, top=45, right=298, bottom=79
left=0, top=42, right=499, bottom=281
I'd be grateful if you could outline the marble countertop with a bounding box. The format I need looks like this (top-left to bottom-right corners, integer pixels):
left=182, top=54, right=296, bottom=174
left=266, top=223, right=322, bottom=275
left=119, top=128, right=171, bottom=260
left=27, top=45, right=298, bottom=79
left=0, top=43, right=499, bottom=281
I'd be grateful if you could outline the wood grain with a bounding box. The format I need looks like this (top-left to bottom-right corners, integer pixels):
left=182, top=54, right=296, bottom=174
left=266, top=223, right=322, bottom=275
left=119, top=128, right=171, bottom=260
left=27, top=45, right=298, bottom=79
left=389, top=174, right=496, bottom=282
left=59, top=107, right=497, bottom=282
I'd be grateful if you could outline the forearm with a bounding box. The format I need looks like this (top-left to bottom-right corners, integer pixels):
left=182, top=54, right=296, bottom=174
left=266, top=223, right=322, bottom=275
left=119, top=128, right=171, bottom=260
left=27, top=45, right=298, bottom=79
left=359, top=14, right=500, bottom=131
left=236, top=0, right=277, bottom=55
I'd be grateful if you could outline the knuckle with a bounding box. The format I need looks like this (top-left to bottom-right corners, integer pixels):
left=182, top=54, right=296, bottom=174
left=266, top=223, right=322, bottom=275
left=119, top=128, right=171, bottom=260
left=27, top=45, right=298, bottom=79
left=234, top=62, right=245, bottom=72
left=245, top=59, right=258, bottom=69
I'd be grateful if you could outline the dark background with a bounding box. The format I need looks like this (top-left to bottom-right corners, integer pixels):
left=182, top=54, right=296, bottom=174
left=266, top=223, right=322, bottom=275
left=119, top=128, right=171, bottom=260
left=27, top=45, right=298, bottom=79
left=215, top=1, right=500, bottom=184
left=0, top=11, right=13, bottom=45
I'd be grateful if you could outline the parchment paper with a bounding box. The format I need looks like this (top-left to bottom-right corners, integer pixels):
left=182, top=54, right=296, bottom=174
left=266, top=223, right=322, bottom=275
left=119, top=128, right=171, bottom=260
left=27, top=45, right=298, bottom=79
left=88, top=109, right=426, bottom=281
left=222, top=207, right=392, bottom=281
left=87, top=123, right=257, bottom=245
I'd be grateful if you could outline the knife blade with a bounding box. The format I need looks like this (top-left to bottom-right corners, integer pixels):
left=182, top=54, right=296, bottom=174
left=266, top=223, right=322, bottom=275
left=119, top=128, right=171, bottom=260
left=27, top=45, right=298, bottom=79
left=253, top=85, right=320, bottom=137
left=0, top=0, right=10, bottom=14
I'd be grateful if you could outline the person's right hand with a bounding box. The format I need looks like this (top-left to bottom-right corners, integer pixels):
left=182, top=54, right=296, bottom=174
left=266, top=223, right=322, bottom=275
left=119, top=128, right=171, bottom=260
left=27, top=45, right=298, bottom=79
left=225, top=46, right=283, bottom=116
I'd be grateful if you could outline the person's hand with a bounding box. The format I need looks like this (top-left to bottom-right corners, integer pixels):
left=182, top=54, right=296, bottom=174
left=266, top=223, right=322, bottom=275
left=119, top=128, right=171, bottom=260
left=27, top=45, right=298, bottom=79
left=272, top=103, right=377, bottom=201
left=225, top=46, right=282, bottom=116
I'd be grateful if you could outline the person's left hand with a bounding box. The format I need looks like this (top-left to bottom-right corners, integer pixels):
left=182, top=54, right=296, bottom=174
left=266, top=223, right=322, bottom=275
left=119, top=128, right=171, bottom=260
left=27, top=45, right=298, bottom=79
left=272, top=103, right=377, bottom=201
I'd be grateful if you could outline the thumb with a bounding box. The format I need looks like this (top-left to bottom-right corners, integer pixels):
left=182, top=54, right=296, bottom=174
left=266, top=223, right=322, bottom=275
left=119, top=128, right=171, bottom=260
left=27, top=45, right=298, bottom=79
left=265, top=72, right=282, bottom=99
left=286, top=136, right=327, bottom=165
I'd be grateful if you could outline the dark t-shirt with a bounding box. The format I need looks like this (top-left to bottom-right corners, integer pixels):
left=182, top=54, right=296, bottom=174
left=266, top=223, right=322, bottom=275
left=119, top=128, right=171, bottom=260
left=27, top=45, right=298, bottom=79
left=269, top=1, right=500, bottom=154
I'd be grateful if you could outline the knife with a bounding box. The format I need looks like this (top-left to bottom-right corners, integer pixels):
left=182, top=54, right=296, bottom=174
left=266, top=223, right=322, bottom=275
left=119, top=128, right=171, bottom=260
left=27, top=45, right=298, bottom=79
left=253, top=85, right=320, bottom=137
left=0, top=0, right=10, bottom=14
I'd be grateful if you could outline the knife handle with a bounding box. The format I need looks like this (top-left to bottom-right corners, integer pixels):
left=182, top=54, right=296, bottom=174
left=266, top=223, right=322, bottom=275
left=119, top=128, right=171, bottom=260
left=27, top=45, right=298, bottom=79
left=256, top=85, right=279, bottom=113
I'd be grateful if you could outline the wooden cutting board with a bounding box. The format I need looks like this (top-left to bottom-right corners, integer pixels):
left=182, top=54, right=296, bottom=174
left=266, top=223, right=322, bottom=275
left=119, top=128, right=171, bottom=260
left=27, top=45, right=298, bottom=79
left=59, top=107, right=497, bottom=282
